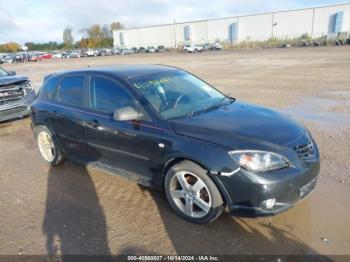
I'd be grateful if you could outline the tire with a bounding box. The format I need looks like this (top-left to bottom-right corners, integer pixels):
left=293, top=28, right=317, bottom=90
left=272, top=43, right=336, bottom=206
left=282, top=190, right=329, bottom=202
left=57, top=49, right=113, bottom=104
left=164, top=160, right=224, bottom=224
left=34, top=125, right=64, bottom=166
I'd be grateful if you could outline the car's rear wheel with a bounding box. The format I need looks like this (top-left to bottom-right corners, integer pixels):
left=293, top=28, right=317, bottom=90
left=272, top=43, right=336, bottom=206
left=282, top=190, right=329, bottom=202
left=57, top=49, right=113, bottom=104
left=164, top=160, right=224, bottom=224
left=35, top=126, right=63, bottom=166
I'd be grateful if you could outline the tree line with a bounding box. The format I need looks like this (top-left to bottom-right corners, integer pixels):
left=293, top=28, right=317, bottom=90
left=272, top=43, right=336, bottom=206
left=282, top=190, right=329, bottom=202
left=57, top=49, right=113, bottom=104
left=0, top=22, right=124, bottom=53
left=0, top=42, right=22, bottom=53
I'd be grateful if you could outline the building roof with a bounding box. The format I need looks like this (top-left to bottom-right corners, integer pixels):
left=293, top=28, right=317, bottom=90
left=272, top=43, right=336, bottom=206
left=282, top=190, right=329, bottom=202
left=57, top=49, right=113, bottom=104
left=112, top=2, right=350, bottom=32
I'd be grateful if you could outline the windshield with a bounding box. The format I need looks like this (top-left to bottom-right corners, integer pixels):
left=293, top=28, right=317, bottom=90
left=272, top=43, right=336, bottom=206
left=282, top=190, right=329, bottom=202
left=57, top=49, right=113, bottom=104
left=0, top=67, right=9, bottom=77
left=129, top=70, right=228, bottom=120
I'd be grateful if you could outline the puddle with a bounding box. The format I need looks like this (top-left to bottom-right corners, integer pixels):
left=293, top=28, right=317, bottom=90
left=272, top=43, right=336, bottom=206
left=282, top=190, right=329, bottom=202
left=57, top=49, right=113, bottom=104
left=280, top=91, right=350, bottom=129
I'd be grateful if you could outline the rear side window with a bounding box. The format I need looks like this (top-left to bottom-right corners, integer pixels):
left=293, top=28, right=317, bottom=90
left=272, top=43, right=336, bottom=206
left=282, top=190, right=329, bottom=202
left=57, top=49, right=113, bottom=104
left=54, top=76, right=84, bottom=107
left=90, top=76, right=134, bottom=114
left=45, top=77, right=59, bottom=100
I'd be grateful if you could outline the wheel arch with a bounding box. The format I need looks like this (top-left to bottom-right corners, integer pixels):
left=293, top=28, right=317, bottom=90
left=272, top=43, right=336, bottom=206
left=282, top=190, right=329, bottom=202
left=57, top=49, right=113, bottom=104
left=33, top=124, right=64, bottom=165
left=33, top=123, right=65, bottom=156
left=162, top=156, right=231, bottom=207
left=162, top=156, right=211, bottom=178
left=32, top=123, right=54, bottom=139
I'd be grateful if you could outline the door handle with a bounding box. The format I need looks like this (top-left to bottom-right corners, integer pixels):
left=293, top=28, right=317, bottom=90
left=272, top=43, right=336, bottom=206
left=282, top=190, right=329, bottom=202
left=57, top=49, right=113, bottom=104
left=86, top=119, right=100, bottom=128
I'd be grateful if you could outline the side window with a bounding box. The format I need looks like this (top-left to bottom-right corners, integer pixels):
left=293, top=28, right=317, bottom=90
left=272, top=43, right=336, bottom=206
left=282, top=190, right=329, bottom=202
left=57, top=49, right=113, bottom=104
left=54, top=76, right=84, bottom=107
left=90, top=76, right=135, bottom=114
left=45, top=77, right=59, bottom=100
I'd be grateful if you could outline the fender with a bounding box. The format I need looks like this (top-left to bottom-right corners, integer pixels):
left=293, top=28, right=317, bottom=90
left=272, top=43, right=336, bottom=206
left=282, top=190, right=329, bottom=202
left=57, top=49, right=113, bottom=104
left=161, top=153, right=234, bottom=207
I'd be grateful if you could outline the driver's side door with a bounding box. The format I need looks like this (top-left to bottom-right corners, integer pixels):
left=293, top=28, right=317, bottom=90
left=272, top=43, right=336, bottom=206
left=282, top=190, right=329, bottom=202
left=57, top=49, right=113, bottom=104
left=83, top=74, right=159, bottom=186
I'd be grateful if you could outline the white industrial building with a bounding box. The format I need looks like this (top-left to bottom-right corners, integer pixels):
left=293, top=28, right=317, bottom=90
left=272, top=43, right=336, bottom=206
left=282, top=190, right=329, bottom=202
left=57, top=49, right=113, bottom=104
left=113, top=3, right=350, bottom=48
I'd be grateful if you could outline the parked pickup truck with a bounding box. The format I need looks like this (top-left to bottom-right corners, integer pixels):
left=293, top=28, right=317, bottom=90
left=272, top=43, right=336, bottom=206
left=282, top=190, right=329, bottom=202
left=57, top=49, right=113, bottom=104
left=183, top=43, right=204, bottom=53
left=0, top=67, right=36, bottom=121
left=82, top=49, right=98, bottom=57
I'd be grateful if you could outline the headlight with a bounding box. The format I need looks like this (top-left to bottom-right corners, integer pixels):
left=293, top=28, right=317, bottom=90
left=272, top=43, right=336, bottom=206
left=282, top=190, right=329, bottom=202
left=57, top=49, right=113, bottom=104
left=229, top=150, right=289, bottom=173
left=24, top=82, right=34, bottom=91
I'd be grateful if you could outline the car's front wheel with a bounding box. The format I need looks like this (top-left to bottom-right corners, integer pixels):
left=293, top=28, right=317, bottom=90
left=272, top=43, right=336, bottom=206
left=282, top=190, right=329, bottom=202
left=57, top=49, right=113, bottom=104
left=164, top=160, right=224, bottom=224
left=34, top=126, right=63, bottom=166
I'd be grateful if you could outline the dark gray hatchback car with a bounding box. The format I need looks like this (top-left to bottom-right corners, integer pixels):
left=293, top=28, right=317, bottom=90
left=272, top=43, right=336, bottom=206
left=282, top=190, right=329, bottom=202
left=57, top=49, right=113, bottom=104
left=31, top=65, right=320, bottom=224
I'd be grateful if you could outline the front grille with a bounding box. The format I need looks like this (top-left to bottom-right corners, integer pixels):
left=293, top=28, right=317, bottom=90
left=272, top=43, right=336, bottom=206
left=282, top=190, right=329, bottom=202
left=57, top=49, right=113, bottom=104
left=0, top=106, right=28, bottom=117
left=294, top=140, right=315, bottom=160
left=0, top=84, right=26, bottom=106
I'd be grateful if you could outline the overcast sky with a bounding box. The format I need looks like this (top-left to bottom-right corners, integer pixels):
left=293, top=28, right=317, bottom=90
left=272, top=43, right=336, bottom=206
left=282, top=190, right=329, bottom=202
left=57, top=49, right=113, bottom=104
left=0, top=0, right=346, bottom=44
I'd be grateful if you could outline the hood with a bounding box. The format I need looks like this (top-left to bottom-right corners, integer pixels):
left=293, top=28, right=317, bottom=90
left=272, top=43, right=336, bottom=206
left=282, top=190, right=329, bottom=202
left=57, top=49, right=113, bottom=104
left=171, top=101, right=306, bottom=150
left=0, top=76, right=29, bottom=87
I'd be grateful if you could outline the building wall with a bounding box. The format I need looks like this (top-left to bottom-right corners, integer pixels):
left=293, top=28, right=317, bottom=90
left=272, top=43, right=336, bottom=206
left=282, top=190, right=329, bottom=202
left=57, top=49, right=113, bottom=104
left=313, top=4, right=350, bottom=38
left=113, top=3, right=350, bottom=48
left=272, top=9, right=314, bottom=39
left=207, top=17, right=238, bottom=42
left=239, top=13, right=273, bottom=41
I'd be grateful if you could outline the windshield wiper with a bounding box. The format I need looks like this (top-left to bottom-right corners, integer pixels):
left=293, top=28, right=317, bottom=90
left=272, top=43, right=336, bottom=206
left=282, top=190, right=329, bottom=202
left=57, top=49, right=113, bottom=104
left=202, top=93, right=236, bottom=113
left=186, top=94, right=236, bottom=119
left=187, top=111, right=194, bottom=118
left=216, top=93, right=236, bottom=107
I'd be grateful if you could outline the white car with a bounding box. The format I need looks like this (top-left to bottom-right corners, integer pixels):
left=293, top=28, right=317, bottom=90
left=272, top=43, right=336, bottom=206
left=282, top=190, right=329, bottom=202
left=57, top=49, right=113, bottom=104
left=183, top=43, right=203, bottom=53
left=82, top=49, right=98, bottom=57
left=212, top=42, right=223, bottom=50
left=1, top=55, right=14, bottom=63
left=52, top=53, right=63, bottom=59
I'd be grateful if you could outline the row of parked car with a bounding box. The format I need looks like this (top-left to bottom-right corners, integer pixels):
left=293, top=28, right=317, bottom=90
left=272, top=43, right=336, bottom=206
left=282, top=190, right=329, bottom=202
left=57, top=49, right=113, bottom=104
left=77, top=45, right=168, bottom=57
left=183, top=42, right=223, bottom=53
left=0, top=42, right=224, bottom=64
left=0, top=52, right=56, bottom=64
left=0, top=46, right=169, bottom=64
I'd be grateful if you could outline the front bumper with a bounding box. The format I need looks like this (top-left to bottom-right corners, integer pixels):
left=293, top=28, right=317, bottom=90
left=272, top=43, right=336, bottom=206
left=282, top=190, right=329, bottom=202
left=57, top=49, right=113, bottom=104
left=0, top=89, right=36, bottom=122
left=216, top=156, right=320, bottom=217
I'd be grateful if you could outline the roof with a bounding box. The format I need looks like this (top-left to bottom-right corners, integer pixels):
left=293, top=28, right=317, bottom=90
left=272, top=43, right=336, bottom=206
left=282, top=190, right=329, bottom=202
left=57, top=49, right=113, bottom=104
left=112, top=3, right=350, bottom=32
left=53, top=64, right=179, bottom=79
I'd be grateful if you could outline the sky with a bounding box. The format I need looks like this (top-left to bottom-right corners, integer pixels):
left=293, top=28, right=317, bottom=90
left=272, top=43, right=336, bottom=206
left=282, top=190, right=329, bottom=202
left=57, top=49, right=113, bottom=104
left=0, top=0, right=347, bottom=44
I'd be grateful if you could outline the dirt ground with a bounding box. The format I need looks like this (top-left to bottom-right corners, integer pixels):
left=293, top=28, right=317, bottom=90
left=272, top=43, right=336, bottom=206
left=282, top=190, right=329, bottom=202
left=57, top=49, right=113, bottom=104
left=0, top=46, right=350, bottom=256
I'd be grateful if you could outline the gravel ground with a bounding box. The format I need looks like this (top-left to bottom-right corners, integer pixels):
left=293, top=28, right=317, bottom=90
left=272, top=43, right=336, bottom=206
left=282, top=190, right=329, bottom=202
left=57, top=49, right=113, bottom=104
left=0, top=46, right=350, bottom=256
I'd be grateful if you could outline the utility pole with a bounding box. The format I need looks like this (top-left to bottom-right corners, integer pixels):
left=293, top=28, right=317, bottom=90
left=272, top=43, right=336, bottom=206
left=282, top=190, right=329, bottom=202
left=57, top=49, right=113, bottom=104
left=173, top=18, right=177, bottom=49
left=205, top=20, right=208, bottom=43
left=271, top=12, right=275, bottom=38
left=237, top=17, right=240, bottom=43
left=311, top=8, right=316, bottom=39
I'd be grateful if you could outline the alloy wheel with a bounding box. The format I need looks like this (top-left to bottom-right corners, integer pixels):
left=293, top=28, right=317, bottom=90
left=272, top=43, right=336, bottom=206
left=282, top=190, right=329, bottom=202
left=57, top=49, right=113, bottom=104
left=169, top=171, right=212, bottom=218
left=37, top=131, right=55, bottom=162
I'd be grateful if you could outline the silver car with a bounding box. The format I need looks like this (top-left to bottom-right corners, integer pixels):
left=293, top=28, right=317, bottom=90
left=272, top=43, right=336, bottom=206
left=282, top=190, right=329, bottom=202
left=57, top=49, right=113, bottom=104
left=0, top=67, right=36, bottom=121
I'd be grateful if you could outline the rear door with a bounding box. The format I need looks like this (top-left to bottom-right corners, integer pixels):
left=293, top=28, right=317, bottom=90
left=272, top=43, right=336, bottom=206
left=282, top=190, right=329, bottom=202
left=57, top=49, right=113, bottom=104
left=48, top=74, right=91, bottom=159
left=83, top=74, right=160, bottom=186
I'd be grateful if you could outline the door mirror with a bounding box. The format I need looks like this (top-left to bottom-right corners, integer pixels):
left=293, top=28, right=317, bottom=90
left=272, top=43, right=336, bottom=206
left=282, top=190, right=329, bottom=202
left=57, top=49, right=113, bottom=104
left=7, top=71, right=16, bottom=76
left=114, top=106, right=141, bottom=121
